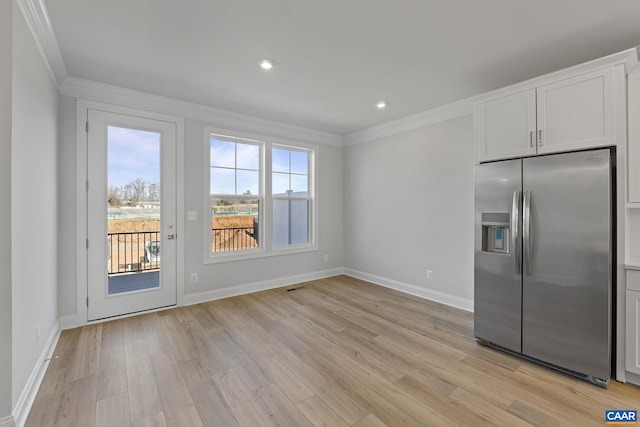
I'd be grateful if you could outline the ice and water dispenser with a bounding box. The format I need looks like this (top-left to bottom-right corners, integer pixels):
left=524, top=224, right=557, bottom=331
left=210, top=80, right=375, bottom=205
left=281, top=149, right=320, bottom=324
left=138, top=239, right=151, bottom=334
left=481, top=212, right=510, bottom=254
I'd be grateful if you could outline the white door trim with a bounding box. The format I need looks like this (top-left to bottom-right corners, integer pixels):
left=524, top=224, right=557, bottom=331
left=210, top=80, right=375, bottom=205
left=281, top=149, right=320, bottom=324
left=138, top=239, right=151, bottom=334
left=87, top=110, right=176, bottom=320
left=76, top=99, right=185, bottom=325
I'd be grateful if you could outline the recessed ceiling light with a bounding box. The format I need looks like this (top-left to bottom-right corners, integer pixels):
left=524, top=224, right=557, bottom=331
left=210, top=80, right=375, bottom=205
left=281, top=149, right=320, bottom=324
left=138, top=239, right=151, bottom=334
left=259, top=59, right=274, bottom=70
left=376, top=101, right=387, bottom=109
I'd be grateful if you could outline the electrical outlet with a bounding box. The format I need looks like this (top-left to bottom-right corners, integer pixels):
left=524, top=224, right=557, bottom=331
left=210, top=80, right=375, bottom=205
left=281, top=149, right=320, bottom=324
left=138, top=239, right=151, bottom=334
left=187, top=211, right=197, bottom=221
left=427, top=270, right=433, bottom=280
left=36, top=324, right=41, bottom=344
left=190, top=273, right=199, bottom=283
left=324, top=254, right=329, bottom=262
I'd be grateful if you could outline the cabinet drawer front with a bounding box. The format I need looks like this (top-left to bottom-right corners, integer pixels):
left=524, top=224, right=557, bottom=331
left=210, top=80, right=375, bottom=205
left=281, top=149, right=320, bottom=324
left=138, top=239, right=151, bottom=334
left=626, top=290, right=640, bottom=374
left=627, top=269, right=640, bottom=291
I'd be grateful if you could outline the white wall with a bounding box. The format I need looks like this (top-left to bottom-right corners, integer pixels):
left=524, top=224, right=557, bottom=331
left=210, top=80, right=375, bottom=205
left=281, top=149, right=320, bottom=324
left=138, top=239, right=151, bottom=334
left=11, top=5, right=59, bottom=413
left=57, top=103, right=344, bottom=318
left=183, top=119, right=344, bottom=299
left=0, top=0, right=13, bottom=420
left=57, top=95, right=76, bottom=318
left=344, top=115, right=475, bottom=309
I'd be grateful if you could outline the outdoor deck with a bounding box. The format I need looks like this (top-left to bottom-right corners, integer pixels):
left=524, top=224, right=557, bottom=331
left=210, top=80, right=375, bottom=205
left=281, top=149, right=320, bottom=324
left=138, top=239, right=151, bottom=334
left=108, top=271, right=159, bottom=295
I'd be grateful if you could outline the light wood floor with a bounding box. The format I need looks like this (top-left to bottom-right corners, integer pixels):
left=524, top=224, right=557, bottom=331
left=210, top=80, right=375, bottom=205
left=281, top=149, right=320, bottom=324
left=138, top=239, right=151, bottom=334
left=27, top=275, right=640, bottom=426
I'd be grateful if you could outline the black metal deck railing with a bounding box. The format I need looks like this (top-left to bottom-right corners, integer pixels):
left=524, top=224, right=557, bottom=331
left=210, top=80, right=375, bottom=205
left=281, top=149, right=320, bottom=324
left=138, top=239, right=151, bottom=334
left=108, top=231, right=160, bottom=274
left=212, top=226, right=258, bottom=252
left=107, top=227, right=258, bottom=274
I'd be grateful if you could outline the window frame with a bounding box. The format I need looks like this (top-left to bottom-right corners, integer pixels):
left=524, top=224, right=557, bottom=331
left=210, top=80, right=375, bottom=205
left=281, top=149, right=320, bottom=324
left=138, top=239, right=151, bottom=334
left=203, top=127, right=317, bottom=264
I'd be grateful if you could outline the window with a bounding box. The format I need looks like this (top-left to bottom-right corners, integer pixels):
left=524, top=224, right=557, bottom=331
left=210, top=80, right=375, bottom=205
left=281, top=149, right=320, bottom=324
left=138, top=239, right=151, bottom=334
left=209, top=135, right=262, bottom=254
left=272, top=147, right=311, bottom=247
left=205, top=129, right=316, bottom=262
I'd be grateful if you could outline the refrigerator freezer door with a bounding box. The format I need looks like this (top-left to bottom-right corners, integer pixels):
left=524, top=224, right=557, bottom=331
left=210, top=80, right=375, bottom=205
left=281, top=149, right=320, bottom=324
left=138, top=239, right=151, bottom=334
left=522, top=149, right=611, bottom=381
left=474, top=159, right=522, bottom=352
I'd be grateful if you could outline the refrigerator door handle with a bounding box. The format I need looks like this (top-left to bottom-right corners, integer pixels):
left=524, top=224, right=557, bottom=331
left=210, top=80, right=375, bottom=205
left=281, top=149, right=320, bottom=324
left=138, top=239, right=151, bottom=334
left=523, top=190, right=532, bottom=275
left=511, top=190, right=521, bottom=274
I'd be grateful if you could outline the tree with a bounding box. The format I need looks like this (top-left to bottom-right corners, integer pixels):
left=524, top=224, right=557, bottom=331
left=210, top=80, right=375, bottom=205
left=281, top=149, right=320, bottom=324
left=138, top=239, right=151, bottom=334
left=240, top=190, right=253, bottom=204
left=130, top=178, right=146, bottom=201
left=107, top=186, right=121, bottom=207
left=148, top=181, right=160, bottom=201
left=122, top=183, right=132, bottom=201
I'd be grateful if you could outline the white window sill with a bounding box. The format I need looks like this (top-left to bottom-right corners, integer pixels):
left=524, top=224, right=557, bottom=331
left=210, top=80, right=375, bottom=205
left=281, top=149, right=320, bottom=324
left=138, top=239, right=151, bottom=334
left=204, top=245, right=318, bottom=264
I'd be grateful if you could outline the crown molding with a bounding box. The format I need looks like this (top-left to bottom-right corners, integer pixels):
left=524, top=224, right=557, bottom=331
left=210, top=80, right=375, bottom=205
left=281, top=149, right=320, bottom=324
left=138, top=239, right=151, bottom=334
left=59, top=77, right=343, bottom=147
left=627, top=46, right=640, bottom=74
left=474, top=48, right=635, bottom=104
left=344, top=99, right=472, bottom=146
left=345, top=48, right=638, bottom=146
left=16, top=0, right=67, bottom=85
left=14, top=0, right=638, bottom=148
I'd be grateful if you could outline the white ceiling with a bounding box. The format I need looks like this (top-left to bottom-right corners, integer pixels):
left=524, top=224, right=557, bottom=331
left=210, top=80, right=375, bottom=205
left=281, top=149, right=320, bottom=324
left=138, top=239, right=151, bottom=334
left=44, top=0, right=640, bottom=135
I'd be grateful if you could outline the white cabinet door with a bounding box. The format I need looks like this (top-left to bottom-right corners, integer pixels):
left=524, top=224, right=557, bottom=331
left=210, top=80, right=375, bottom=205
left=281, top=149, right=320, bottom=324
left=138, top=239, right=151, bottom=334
left=475, top=90, right=537, bottom=163
left=536, top=67, right=615, bottom=155
left=627, top=290, right=640, bottom=375
left=628, top=72, right=640, bottom=203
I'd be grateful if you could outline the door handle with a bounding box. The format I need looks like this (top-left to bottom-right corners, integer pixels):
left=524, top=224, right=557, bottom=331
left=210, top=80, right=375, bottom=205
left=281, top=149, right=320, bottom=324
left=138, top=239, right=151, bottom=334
left=168, top=234, right=176, bottom=240
left=511, top=190, right=521, bottom=274
left=529, top=131, right=535, bottom=148
left=523, top=190, right=532, bottom=275
left=537, top=129, right=543, bottom=146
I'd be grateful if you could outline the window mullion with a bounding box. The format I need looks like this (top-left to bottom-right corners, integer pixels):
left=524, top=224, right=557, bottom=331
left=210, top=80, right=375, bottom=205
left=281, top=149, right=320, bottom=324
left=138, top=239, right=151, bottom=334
left=263, top=142, right=271, bottom=253
left=288, top=151, right=292, bottom=193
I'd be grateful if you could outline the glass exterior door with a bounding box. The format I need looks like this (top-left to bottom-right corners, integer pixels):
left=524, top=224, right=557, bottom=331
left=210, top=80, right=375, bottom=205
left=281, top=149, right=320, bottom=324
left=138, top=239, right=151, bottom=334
left=87, top=109, right=176, bottom=320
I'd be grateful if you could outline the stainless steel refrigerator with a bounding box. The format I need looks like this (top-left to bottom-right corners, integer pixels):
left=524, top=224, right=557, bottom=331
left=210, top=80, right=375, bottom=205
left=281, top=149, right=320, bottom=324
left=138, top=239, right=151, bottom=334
left=474, top=148, right=612, bottom=387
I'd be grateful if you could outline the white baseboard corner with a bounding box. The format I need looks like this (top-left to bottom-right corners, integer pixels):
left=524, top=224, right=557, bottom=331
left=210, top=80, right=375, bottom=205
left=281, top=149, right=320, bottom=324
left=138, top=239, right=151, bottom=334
left=59, top=314, right=78, bottom=331
left=12, top=321, right=61, bottom=427
left=344, top=268, right=474, bottom=313
left=184, top=267, right=345, bottom=306
left=0, top=415, right=15, bottom=427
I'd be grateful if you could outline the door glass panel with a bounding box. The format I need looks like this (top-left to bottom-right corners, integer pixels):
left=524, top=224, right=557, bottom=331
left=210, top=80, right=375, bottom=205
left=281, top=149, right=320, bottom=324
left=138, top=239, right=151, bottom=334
left=107, top=126, right=161, bottom=295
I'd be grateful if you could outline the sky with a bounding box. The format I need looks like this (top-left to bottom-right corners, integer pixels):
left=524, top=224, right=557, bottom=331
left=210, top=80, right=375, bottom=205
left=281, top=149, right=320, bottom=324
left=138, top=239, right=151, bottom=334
left=210, top=138, right=309, bottom=196
left=210, top=139, right=259, bottom=195
left=107, top=131, right=310, bottom=196
left=107, top=126, right=160, bottom=188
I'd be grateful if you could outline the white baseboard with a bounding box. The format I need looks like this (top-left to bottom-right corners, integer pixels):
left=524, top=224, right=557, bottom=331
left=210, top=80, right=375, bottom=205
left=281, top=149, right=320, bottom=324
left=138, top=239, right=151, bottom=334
left=12, top=321, right=61, bottom=427
left=184, top=268, right=345, bottom=306
left=183, top=267, right=473, bottom=313
left=4, top=265, right=469, bottom=427
left=59, top=314, right=78, bottom=331
left=344, top=268, right=474, bottom=312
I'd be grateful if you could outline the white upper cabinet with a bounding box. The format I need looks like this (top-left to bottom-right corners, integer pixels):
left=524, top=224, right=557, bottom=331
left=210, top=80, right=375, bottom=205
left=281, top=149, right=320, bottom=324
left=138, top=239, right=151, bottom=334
left=628, top=71, right=640, bottom=203
left=475, top=90, right=536, bottom=162
left=537, top=67, right=615, bottom=154
left=475, top=66, right=617, bottom=163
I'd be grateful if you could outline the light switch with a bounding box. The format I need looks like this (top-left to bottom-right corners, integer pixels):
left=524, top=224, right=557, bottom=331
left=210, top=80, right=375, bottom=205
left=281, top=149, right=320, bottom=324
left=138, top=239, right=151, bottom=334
left=187, top=211, right=197, bottom=221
